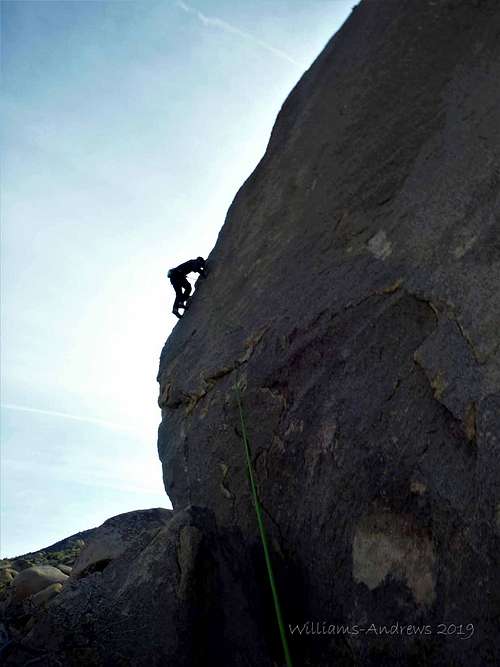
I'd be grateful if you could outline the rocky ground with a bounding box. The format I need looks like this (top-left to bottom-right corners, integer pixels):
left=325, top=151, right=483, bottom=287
left=0, top=509, right=171, bottom=664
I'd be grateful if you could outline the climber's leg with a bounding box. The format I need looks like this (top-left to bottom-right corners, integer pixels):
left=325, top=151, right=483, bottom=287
left=176, top=278, right=192, bottom=312
left=171, top=277, right=186, bottom=318
left=170, top=275, right=192, bottom=319
left=181, top=278, right=192, bottom=304
left=172, top=293, right=183, bottom=318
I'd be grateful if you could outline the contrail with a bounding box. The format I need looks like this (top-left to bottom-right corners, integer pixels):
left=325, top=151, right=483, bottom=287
left=1, top=403, right=127, bottom=432
left=175, top=1, right=302, bottom=67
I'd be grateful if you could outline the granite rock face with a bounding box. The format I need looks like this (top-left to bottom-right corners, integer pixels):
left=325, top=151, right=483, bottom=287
left=157, top=1, right=500, bottom=664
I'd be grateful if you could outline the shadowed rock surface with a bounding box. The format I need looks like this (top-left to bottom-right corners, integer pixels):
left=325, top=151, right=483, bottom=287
left=0, top=510, right=173, bottom=665
left=4, top=0, right=500, bottom=664
left=156, top=0, right=500, bottom=664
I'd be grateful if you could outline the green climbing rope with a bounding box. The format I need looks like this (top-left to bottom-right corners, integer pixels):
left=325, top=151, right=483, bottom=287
left=235, top=383, right=293, bottom=667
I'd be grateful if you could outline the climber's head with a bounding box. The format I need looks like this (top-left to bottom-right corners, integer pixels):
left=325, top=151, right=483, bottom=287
left=196, top=256, right=205, bottom=266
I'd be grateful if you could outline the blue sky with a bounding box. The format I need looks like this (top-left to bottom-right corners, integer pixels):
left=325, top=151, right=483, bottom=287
left=1, top=0, right=353, bottom=557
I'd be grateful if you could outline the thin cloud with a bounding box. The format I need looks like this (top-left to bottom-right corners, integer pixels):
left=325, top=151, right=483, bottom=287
left=1, top=402, right=128, bottom=433
left=4, top=458, right=167, bottom=496
left=175, top=1, right=302, bottom=67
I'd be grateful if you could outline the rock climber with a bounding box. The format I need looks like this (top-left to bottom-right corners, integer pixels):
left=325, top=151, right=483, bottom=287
left=167, top=256, right=207, bottom=319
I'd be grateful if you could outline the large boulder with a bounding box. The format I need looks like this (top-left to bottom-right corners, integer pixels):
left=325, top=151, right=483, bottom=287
left=156, top=0, right=500, bottom=665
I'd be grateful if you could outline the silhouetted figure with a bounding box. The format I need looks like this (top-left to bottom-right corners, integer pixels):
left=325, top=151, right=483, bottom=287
left=168, top=256, right=207, bottom=318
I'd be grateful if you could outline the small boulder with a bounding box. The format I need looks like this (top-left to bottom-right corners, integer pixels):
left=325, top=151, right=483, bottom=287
left=12, top=566, right=68, bottom=602
left=0, top=568, right=18, bottom=586
left=29, top=582, right=63, bottom=610
left=55, top=564, right=72, bottom=575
